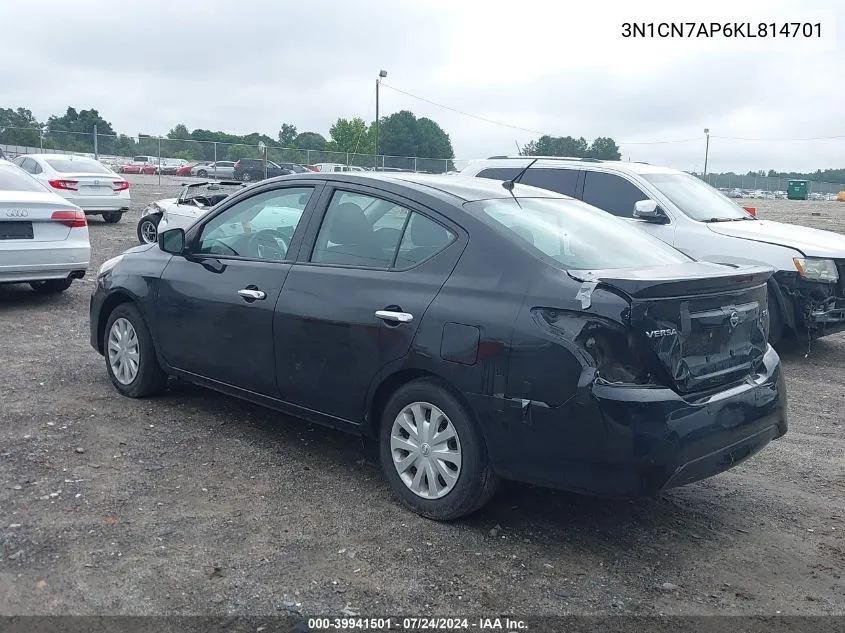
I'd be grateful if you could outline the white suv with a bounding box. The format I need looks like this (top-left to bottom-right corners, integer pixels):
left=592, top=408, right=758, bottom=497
left=461, top=156, right=845, bottom=343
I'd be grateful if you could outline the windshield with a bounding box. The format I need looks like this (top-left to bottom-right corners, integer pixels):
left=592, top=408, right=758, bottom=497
left=465, top=197, right=691, bottom=270
left=643, top=173, right=752, bottom=221
left=46, top=158, right=112, bottom=174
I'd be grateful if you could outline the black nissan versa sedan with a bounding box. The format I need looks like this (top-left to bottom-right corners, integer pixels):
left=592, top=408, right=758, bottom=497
left=89, top=172, right=788, bottom=520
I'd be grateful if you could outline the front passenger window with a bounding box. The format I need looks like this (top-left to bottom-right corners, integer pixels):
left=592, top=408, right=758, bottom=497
left=197, top=187, right=313, bottom=261
left=581, top=171, right=649, bottom=218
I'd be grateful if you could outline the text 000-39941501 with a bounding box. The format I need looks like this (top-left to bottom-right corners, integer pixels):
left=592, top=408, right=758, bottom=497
left=622, top=22, right=822, bottom=38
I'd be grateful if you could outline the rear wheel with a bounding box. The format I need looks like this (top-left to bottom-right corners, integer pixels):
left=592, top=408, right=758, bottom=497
left=103, top=212, right=122, bottom=224
left=104, top=303, right=167, bottom=398
left=197, top=169, right=207, bottom=178
left=137, top=214, right=161, bottom=244
left=242, top=172, right=252, bottom=182
left=379, top=378, right=498, bottom=521
left=30, top=278, right=73, bottom=294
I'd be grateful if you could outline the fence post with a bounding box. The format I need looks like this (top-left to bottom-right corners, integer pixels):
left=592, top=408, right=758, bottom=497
left=346, top=152, right=349, bottom=167
left=158, top=136, right=162, bottom=186
left=414, top=157, right=417, bottom=173
left=213, top=142, right=217, bottom=178
left=307, top=149, right=311, bottom=166
left=93, top=124, right=98, bottom=159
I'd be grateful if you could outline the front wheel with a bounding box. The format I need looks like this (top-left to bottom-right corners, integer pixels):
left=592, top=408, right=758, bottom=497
left=103, top=212, right=122, bottom=224
left=241, top=172, right=252, bottom=182
left=104, top=303, right=167, bottom=398
left=137, top=214, right=161, bottom=244
left=379, top=379, right=499, bottom=521
left=30, top=278, right=73, bottom=294
left=196, top=169, right=207, bottom=178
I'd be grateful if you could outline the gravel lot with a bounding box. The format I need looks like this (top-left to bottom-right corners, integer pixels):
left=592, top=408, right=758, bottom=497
left=1, top=175, right=844, bottom=617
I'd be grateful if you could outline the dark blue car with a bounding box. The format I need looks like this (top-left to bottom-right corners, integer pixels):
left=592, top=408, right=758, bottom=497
left=89, top=173, right=788, bottom=520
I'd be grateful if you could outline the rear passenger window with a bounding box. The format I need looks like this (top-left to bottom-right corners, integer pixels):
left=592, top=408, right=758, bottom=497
left=581, top=171, right=649, bottom=218
left=311, top=191, right=455, bottom=270
left=395, top=214, right=456, bottom=268
left=476, top=167, right=578, bottom=197
left=312, top=192, right=406, bottom=269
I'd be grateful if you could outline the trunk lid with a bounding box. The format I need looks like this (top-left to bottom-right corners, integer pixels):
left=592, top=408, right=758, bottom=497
left=0, top=191, right=79, bottom=241
left=570, top=262, right=773, bottom=394
left=50, top=173, right=123, bottom=197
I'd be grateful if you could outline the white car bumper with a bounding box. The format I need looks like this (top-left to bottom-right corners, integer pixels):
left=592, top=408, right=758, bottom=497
left=0, top=240, right=91, bottom=283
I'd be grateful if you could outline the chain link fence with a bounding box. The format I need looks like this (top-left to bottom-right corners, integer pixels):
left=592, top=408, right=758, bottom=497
left=699, top=172, right=845, bottom=196
left=1, top=126, right=843, bottom=194
left=0, top=127, right=456, bottom=175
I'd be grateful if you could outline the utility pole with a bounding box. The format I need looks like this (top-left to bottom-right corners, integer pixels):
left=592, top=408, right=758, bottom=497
left=375, top=69, right=387, bottom=170
left=93, top=124, right=98, bottom=159
left=703, top=128, right=710, bottom=180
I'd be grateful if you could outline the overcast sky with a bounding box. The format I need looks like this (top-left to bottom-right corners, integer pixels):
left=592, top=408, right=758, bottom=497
left=1, top=0, right=841, bottom=173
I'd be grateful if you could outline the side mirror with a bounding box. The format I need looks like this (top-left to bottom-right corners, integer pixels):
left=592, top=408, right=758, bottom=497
left=159, top=228, right=186, bottom=254
left=633, top=199, right=669, bottom=224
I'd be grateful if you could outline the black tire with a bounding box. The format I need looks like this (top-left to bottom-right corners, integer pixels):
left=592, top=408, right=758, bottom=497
left=29, top=278, right=73, bottom=294
left=242, top=172, right=252, bottom=182
left=103, top=212, right=122, bottom=224
left=379, top=378, right=499, bottom=521
left=103, top=303, right=167, bottom=398
left=137, top=214, right=161, bottom=244
left=196, top=169, right=207, bottom=178
left=767, top=288, right=784, bottom=346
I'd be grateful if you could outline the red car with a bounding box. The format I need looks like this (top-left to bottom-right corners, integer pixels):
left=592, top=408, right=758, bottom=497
left=175, top=163, right=199, bottom=177
left=119, top=163, right=157, bottom=175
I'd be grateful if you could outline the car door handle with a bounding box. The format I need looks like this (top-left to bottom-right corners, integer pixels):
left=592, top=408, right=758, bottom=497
left=375, top=310, right=413, bottom=323
left=238, top=288, right=266, bottom=300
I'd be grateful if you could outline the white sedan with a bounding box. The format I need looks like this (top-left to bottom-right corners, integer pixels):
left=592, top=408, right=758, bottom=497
left=0, top=160, right=90, bottom=293
left=12, top=153, right=130, bottom=223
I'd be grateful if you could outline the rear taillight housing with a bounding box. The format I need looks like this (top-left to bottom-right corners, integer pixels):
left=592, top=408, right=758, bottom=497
left=48, top=179, right=79, bottom=191
left=234, top=161, right=240, bottom=169
left=51, top=210, right=87, bottom=228
left=112, top=180, right=129, bottom=191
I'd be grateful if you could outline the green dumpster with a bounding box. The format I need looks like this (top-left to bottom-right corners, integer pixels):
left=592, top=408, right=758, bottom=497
left=787, top=179, right=808, bottom=200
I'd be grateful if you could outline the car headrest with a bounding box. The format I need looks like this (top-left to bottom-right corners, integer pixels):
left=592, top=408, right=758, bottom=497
left=328, top=203, right=371, bottom=244
left=410, top=215, right=450, bottom=247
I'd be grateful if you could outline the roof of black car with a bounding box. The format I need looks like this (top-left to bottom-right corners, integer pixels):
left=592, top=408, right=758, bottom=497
left=304, top=172, right=568, bottom=202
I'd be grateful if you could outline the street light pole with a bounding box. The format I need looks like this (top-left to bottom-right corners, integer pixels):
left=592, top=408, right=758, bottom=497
left=375, top=69, right=387, bottom=170
left=703, top=128, right=710, bottom=182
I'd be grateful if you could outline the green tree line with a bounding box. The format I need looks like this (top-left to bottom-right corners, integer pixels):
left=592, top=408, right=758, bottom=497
left=0, top=106, right=456, bottom=166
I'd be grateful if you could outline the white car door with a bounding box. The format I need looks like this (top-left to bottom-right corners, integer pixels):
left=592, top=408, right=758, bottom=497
left=579, top=170, right=677, bottom=246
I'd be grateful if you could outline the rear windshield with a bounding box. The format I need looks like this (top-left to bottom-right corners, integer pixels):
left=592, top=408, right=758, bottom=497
left=465, top=197, right=691, bottom=270
left=46, top=158, right=112, bottom=174
left=0, top=165, right=49, bottom=192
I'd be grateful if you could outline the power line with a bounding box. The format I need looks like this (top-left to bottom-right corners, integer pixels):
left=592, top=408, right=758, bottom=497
left=380, top=82, right=544, bottom=135
left=380, top=83, right=717, bottom=146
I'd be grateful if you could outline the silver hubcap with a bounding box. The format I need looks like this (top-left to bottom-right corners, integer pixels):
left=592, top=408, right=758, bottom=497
left=107, top=318, right=140, bottom=385
left=141, top=220, right=157, bottom=243
left=390, top=402, right=462, bottom=499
